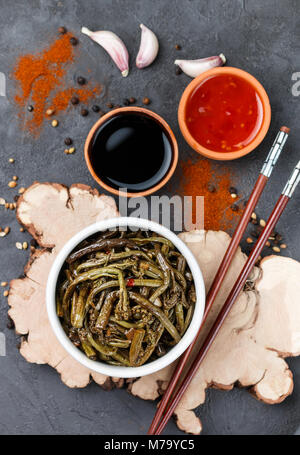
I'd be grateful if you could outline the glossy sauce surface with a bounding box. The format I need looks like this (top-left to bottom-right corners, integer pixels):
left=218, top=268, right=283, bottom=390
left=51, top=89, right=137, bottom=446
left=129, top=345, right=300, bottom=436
left=90, top=113, right=173, bottom=193
left=185, top=74, right=263, bottom=153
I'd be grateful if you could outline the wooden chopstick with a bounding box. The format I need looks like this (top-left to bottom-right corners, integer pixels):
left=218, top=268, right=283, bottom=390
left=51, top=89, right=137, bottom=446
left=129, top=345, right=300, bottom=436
left=152, top=158, right=300, bottom=435
left=148, top=126, right=290, bottom=435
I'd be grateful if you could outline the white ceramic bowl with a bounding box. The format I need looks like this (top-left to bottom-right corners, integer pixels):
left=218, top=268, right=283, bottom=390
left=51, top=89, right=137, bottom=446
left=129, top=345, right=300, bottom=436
left=46, top=217, right=206, bottom=378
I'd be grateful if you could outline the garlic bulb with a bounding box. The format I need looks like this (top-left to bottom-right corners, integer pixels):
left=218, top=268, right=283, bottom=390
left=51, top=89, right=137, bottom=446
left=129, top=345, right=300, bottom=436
left=175, top=54, right=226, bottom=78
left=81, top=27, right=129, bottom=77
left=136, top=24, right=159, bottom=69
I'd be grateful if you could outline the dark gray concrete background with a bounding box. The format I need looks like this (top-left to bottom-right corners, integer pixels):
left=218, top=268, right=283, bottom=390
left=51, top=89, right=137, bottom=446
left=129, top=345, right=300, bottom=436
left=0, top=0, right=300, bottom=435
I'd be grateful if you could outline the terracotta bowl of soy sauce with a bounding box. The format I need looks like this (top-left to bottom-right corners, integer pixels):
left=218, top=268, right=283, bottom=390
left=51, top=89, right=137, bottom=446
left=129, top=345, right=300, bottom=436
left=84, top=107, right=178, bottom=197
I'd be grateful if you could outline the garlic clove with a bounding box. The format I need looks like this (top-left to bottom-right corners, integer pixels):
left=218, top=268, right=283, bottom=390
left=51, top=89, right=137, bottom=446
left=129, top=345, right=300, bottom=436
left=136, top=24, right=159, bottom=69
left=81, top=26, right=129, bottom=77
left=174, top=54, right=226, bottom=78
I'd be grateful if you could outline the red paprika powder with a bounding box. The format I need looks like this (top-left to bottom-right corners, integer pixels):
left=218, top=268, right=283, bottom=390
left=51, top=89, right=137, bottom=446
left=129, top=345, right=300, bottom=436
left=180, top=159, right=241, bottom=232
left=12, top=32, right=101, bottom=136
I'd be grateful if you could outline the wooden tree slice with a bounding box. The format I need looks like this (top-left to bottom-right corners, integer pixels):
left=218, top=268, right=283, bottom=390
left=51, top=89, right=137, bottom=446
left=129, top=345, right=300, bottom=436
left=130, top=232, right=300, bottom=434
left=9, top=182, right=119, bottom=389
left=8, top=183, right=300, bottom=434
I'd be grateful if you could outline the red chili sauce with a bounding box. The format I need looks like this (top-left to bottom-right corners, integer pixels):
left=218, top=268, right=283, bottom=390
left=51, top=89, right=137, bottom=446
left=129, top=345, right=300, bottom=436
left=185, top=74, right=263, bottom=153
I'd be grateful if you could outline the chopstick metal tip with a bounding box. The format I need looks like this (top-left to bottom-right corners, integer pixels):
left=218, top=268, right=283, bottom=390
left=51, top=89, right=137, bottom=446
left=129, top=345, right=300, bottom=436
left=282, top=160, right=300, bottom=198
left=261, top=127, right=289, bottom=177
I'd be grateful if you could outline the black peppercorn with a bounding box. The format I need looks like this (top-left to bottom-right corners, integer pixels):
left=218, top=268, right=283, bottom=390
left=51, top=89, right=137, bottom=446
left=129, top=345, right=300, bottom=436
left=58, top=26, right=67, bottom=34
left=64, top=137, right=73, bottom=146
left=129, top=97, right=136, bottom=104
left=80, top=108, right=89, bottom=117
left=27, top=105, right=34, bottom=112
left=6, top=316, right=14, bottom=330
left=207, top=183, right=216, bottom=193
left=70, top=37, right=78, bottom=46
left=231, top=203, right=239, bottom=212
left=123, top=98, right=130, bottom=106
left=92, top=105, right=100, bottom=112
left=77, top=76, right=86, bottom=85
left=71, top=96, right=79, bottom=105
left=229, top=186, right=238, bottom=194
left=106, top=102, right=114, bottom=109
left=175, top=44, right=182, bottom=50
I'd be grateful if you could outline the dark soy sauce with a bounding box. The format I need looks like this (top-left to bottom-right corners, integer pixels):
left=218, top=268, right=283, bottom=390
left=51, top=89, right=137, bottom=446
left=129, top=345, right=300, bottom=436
left=90, top=113, right=173, bottom=192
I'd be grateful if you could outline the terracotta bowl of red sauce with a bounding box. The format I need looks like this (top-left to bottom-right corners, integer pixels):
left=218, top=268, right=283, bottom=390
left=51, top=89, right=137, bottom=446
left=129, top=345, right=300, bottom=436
left=178, top=67, right=271, bottom=160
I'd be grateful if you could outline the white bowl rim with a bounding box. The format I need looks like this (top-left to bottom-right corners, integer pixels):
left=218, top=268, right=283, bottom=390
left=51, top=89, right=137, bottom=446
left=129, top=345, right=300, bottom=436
left=46, top=217, right=206, bottom=378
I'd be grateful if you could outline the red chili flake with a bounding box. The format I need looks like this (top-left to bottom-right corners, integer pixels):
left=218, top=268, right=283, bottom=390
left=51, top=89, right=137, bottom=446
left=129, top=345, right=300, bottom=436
left=126, top=278, right=135, bottom=287
left=125, top=328, right=135, bottom=340
left=105, top=250, right=111, bottom=254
